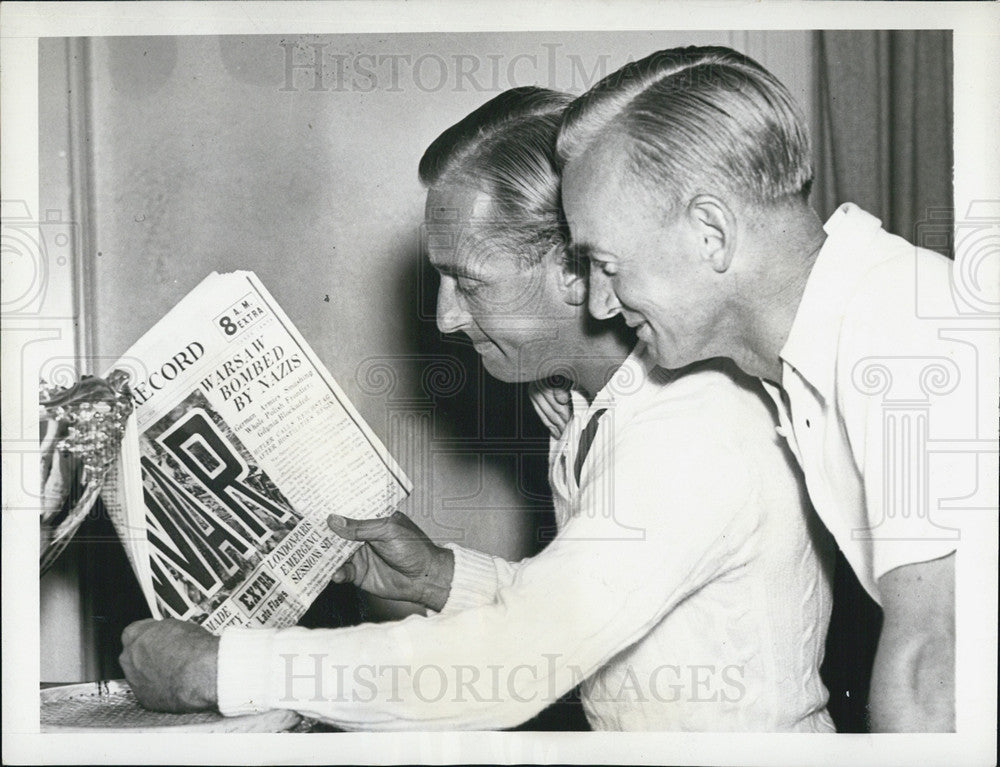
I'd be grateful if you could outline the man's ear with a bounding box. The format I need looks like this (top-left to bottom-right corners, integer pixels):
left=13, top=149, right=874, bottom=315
left=550, top=246, right=588, bottom=306
left=687, top=195, right=735, bottom=273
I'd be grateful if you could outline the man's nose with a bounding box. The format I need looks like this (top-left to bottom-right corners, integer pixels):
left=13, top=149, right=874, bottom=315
left=588, top=270, right=622, bottom=320
left=436, top=278, right=469, bottom=334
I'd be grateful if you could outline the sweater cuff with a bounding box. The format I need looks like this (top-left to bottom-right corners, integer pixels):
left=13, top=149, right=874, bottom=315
left=217, top=627, right=279, bottom=717
left=439, top=543, right=500, bottom=615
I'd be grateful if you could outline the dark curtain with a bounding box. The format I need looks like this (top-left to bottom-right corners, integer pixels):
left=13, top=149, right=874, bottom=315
left=814, top=30, right=954, bottom=256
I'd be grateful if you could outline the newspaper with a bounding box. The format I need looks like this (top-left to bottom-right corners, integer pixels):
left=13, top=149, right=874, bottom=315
left=101, top=271, right=411, bottom=634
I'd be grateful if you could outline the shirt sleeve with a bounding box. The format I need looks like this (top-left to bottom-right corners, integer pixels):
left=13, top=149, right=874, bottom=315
left=216, top=389, right=762, bottom=730
left=436, top=543, right=522, bottom=615
left=836, top=252, right=968, bottom=582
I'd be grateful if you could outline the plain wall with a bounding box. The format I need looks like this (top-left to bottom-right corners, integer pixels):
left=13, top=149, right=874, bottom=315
left=40, top=31, right=813, bottom=680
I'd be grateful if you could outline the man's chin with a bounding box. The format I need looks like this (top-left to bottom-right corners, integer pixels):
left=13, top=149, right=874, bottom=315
left=649, top=339, right=684, bottom=371
left=477, top=353, right=528, bottom=384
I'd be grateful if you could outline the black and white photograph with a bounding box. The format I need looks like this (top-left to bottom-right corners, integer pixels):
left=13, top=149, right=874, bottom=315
left=2, top=2, right=998, bottom=765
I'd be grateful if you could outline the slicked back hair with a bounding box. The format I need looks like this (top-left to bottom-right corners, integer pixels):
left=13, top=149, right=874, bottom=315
left=420, top=86, right=574, bottom=269
left=557, top=46, right=813, bottom=212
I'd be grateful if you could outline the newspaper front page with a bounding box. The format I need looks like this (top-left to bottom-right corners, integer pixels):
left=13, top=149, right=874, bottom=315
left=103, top=271, right=411, bottom=633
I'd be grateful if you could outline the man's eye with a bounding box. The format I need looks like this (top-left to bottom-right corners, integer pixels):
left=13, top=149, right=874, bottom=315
left=594, top=260, right=618, bottom=276
left=456, top=277, right=485, bottom=294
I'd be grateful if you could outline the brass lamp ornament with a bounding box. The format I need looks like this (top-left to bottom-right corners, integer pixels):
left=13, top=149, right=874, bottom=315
left=39, top=369, right=134, bottom=574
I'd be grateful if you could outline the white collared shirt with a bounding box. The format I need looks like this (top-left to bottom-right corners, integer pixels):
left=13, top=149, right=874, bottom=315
left=218, top=347, right=835, bottom=731
left=761, top=203, right=972, bottom=602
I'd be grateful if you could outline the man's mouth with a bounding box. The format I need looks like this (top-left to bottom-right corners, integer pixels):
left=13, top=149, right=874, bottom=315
left=623, top=313, right=651, bottom=337
left=621, top=309, right=643, bottom=328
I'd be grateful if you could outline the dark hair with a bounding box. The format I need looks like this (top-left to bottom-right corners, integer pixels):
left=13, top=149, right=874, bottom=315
left=420, top=86, right=574, bottom=268
left=557, top=46, right=813, bottom=209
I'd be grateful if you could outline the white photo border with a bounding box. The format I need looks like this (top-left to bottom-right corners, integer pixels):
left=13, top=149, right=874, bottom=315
left=2, top=2, right=997, bottom=765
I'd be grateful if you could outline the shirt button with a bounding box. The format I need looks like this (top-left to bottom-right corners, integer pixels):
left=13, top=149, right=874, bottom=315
left=805, top=418, right=811, bottom=428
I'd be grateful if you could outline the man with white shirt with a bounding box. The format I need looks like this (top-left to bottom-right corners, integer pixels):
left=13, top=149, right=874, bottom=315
left=557, top=45, right=962, bottom=731
left=120, top=86, right=835, bottom=731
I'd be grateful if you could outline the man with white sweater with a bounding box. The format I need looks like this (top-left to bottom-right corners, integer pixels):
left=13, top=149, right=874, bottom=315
left=120, top=86, right=835, bottom=731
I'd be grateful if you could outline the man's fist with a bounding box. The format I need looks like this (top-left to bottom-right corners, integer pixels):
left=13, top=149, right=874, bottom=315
left=328, top=511, right=454, bottom=612
left=119, top=618, right=220, bottom=713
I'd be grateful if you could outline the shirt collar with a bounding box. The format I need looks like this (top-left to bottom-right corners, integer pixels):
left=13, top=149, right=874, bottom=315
left=779, top=203, right=885, bottom=395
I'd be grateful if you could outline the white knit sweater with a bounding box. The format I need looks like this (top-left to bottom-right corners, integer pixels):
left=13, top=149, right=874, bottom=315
left=217, top=349, right=834, bottom=731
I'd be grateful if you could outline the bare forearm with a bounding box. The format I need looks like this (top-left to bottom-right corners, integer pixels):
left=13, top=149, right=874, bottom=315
left=871, top=554, right=956, bottom=732
left=869, top=627, right=955, bottom=732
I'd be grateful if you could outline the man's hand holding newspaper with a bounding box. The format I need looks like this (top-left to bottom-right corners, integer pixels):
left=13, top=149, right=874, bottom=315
left=328, top=511, right=455, bottom=612
left=120, top=510, right=453, bottom=713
